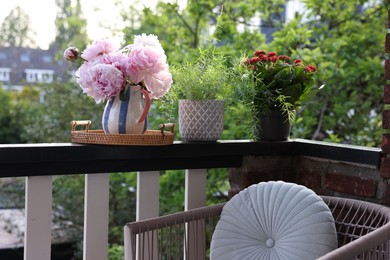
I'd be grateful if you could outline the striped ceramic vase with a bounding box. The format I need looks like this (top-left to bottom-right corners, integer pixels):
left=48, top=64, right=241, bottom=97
left=102, top=85, right=150, bottom=134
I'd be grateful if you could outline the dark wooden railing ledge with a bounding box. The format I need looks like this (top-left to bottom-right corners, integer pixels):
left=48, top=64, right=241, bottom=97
left=0, top=139, right=381, bottom=177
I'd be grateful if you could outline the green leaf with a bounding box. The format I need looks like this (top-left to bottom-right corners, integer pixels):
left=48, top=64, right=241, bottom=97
left=281, top=84, right=303, bottom=104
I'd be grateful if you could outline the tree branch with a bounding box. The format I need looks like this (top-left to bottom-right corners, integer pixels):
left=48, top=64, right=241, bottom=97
left=168, top=4, right=195, bottom=36
left=312, top=103, right=327, bottom=140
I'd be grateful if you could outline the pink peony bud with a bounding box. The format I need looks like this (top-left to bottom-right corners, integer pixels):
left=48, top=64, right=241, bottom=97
left=64, top=47, right=80, bottom=62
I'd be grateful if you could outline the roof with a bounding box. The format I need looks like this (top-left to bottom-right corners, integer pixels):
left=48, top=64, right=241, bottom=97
left=0, top=209, right=24, bottom=249
left=0, top=46, right=71, bottom=86
left=0, top=208, right=74, bottom=249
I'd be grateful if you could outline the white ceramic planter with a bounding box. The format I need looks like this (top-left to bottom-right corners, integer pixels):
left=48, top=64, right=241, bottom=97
left=178, top=100, right=224, bottom=142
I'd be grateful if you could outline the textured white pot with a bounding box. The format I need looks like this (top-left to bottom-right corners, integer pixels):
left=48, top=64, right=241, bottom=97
left=179, top=100, right=224, bottom=142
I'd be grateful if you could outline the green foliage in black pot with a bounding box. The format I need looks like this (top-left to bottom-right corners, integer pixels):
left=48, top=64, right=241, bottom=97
left=239, top=50, right=322, bottom=124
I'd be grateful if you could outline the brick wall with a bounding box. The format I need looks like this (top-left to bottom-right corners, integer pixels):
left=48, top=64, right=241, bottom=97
left=297, top=157, right=385, bottom=203
left=228, top=155, right=296, bottom=198
left=229, top=155, right=389, bottom=205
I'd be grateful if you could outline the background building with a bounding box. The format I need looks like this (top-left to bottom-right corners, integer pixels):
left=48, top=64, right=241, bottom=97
left=0, top=47, right=70, bottom=91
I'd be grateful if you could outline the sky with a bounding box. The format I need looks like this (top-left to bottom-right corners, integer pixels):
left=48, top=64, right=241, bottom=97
left=0, top=0, right=300, bottom=50
left=0, top=0, right=163, bottom=49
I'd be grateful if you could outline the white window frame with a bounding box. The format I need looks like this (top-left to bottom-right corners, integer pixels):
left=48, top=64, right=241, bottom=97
left=25, top=69, right=54, bottom=83
left=0, top=68, right=11, bottom=81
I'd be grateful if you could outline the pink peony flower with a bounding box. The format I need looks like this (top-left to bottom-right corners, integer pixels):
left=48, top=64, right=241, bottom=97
left=143, top=68, right=173, bottom=99
left=102, top=52, right=129, bottom=76
left=132, top=34, right=165, bottom=53
left=76, top=63, right=124, bottom=103
left=129, top=34, right=167, bottom=64
left=81, top=38, right=120, bottom=61
left=127, top=45, right=170, bottom=91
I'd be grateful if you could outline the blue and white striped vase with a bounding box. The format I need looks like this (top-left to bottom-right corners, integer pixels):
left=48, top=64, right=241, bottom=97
left=102, top=85, right=150, bottom=134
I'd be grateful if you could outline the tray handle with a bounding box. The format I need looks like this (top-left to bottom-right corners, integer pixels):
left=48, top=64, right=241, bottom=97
left=158, top=123, right=175, bottom=136
left=71, top=120, right=92, bottom=132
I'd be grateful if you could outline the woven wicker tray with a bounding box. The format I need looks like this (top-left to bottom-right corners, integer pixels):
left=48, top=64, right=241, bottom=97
left=70, top=120, right=175, bottom=146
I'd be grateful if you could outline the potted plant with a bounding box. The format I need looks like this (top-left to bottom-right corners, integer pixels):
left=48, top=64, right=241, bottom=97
left=239, top=50, right=322, bottom=141
left=168, top=47, right=235, bottom=142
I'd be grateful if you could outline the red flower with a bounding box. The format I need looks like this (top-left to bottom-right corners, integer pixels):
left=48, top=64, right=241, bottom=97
left=243, top=58, right=251, bottom=65
left=278, top=55, right=290, bottom=62
left=260, top=56, right=269, bottom=62
left=250, top=57, right=261, bottom=64
left=255, top=50, right=266, bottom=56
left=270, top=56, right=279, bottom=63
left=305, top=65, right=317, bottom=73
left=294, top=59, right=302, bottom=65
left=267, top=52, right=277, bottom=57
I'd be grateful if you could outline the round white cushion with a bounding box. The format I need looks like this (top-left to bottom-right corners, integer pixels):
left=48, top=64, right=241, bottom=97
left=210, top=181, right=338, bottom=260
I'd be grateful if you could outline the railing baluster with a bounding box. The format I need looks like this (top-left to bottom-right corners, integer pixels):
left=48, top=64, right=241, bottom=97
left=185, top=169, right=207, bottom=210
left=24, top=176, right=53, bottom=260
left=185, top=169, right=207, bottom=260
left=136, top=171, right=160, bottom=220
left=83, top=173, right=109, bottom=260
left=136, top=171, right=160, bottom=260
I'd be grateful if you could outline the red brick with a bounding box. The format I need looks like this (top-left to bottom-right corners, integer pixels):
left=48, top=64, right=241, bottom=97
left=381, top=134, right=390, bottom=153
left=385, top=85, right=390, bottom=104
left=380, top=157, right=390, bottom=179
left=386, top=34, right=390, bottom=53
left=383, top=110, right=390, bottom=129
left=298, top=171, right=321, bottom=191
left=386, top=60, right=390, bottom=80
left=381, top=184, right=390, bottom=205
left=325, top=173, right=376, bottom=197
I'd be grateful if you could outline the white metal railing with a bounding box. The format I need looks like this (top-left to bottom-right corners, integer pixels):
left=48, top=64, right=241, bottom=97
left=23, top=169, right=207, bottom=260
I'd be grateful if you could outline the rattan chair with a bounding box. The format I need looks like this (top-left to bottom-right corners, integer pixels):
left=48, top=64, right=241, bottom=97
left=124, top=196, right=390, bottom=260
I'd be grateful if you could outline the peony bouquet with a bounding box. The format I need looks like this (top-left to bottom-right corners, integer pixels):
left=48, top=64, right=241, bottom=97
left=64, top=34, right=173, bottom=103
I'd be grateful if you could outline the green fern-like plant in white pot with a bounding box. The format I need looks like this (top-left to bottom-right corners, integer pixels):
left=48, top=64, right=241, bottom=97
left=169, top=47, right=235, bottom=142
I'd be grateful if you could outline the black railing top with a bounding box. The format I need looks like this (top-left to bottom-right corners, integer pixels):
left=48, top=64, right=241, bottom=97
left=0, top=139, right=381, bottom=177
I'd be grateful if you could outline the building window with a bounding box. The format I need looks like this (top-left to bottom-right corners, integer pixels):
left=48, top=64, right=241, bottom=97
left=0, top=68, right=11, bottom=81
left=20, top=53, right=30, bottom=63
left=24, top=69, right=54, bottom=83
left=0, top=52, right=7, bottom=61
left=42, top=55, right=52, bottom=63
left=286, top=0, right=310, bottom=23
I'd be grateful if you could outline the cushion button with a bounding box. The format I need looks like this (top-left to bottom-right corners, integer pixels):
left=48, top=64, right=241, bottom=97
left=266, top=238, right=275, bottom=248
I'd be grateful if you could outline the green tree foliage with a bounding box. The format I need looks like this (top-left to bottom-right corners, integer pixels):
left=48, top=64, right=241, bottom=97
left=108, top=173, right=137, bottom=243
left=0, top=88, right=21, bottom=143
left=52, top=0, right=89, bottom=65
left=123, top=0, right=387, bottom=146
left=269, top=0, right=386, bottom=146
left=0, top=6, right=37, bottom=47
left=122, top=0, right=267, bottom=64
left=21, top=82, right=102, bottom=143
left=0, top=87, right=41, bottom=144
left=0, top=177, right=24, bottom=208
